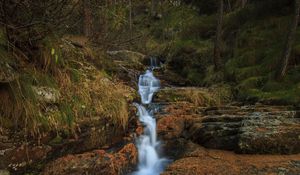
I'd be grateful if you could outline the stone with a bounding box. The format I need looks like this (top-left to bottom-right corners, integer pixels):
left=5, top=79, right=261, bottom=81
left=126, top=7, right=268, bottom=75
left=43, top=143, right=137, bottom=175
left=32, top=86, right=60, bottom=103
left=0, top=170, right=10, bottom=175
left=106, top=50, right=145, bottom=65
left=162, top=143, right=300, bottom=175
left=0, top=144, right=51, bottom=171
left=188, top=106, right=300, bottom=154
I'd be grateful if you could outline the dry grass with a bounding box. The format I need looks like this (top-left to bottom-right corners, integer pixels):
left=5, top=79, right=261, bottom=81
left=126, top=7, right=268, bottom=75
left=158, top=85, right=233, bottom=107
left=182, top=88, right=217, bottom=107
left=0, top=38, right=134, bottom=139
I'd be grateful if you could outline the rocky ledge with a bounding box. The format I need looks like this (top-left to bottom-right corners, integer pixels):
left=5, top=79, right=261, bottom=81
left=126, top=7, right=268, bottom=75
left=156, top=101, right=300, bottom=175
left=162, top=141, right=300, bottom=175
left=189, top=105, right=300, bottom=154
left=42, top=143, right=137, bottom=175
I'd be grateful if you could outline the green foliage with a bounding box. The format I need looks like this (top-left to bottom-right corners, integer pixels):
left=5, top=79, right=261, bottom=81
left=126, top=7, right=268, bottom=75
left=141, top=1, right=300, bottom=104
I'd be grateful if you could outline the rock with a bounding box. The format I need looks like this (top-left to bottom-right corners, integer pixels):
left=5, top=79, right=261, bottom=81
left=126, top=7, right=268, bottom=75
left=0, top=63, right=17, bottom=83
left=0, top=144, right=51, bottom=171
left=188, top=105, right=300, bottom=154
left=32, top=86, right=60, bottom=103
left=107, top=50, right=145, bottom=65
left=157, top=115, right=186, bottom=139
left=157, top=102, right=197, bottom=140
left=0, top=170, right=10, bottom=175
left=162, top=143, right=300, bottom=175
left=43, top=143, right=137, bottom=175
left=238, top=111, right=300, bottom=154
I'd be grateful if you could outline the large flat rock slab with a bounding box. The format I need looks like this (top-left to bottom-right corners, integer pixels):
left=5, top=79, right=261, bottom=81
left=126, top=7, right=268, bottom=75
left=189, top=106, right=300, bottom=154
left=162, top=142, right=300, bottom=175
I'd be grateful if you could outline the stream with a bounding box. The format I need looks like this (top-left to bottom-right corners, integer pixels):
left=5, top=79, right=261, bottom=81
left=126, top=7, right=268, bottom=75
left=132, top=58, right=169, bottom=175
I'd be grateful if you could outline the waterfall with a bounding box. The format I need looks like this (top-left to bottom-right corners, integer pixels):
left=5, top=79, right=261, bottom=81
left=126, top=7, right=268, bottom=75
left=150, top=57, right=159, bottom=69
left=138, top=70, right=160, bottom=104
left=133, top=69, right=168, bottom=175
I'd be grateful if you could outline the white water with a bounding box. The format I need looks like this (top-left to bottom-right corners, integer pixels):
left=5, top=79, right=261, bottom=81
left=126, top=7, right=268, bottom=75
left=133, top=69, right=168, bottom=175
left=150, top=57, right=159, bottom=70
left=138, top=70, right=160, bottom=105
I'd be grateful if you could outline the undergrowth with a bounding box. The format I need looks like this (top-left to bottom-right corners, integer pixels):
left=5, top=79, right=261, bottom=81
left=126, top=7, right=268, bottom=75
left=0, top=35, right=134, bottom=139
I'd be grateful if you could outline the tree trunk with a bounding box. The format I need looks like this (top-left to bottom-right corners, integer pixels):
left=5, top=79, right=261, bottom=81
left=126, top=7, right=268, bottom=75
left=214, top=0, right=224, bottom=71
left=151, top=0, right=158, bottom=17
left=241, top=0, right=247, bottom=8
left=275, top=0, right=300, bottom=80
left=227, top=0, right=232, bottom=11
left=83, top=0, right=92, bottom=37
left=129, top=0, right=133, bottom=39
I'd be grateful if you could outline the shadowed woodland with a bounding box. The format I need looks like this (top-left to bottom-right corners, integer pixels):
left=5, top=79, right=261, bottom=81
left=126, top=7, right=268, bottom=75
left=0, top=0, right=300, bottom=175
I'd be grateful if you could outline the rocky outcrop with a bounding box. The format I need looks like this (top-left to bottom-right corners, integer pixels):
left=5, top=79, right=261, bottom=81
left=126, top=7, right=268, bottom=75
left=162, top=141, right=300, bottom=175
left=0, top=143, right=51, bottom=171
left=154, top=87, right=300, bottom=174
left=188, top=105, right=300, bottom=154
left=43, top=143, right=137, bottom=175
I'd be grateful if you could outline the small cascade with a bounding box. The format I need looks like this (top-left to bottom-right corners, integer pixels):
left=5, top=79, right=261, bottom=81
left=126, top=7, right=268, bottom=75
left=150, top=57, right=159, bottom=69
left=133, top=69, right=168, bottom=175
left=138, top=70, right=160, bottom=104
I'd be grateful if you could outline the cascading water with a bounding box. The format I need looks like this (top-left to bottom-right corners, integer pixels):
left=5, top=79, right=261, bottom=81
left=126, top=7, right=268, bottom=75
left=150, top=57, right=159, bottom=70
left=133, top=67, right=168, bottom=175
left=138, top=70, right=160, bottom=105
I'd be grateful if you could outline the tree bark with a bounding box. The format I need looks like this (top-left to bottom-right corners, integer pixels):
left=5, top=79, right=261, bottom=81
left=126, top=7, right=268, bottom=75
left=214, top=0, right=224, bottom=71
left=151, top=0, right=158, bottom=17
left=275, top=0, right=300, bottom=80
left=83, top=0, right=92, bottom=37
left=241, top=0, right=247, bottom=8
left=129, top=0, right=133, bottom=39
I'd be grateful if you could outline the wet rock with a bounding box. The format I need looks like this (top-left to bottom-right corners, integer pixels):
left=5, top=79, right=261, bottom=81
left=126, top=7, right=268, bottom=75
left=162, top=143, right=300, bottom=175
left=32, top=86, right=60, bottom=103
left=43, top=143, right=137, bottom=175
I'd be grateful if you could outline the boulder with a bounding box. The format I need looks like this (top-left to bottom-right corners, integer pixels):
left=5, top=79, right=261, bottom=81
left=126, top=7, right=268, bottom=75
left=43, top=143, right=137, bottom=175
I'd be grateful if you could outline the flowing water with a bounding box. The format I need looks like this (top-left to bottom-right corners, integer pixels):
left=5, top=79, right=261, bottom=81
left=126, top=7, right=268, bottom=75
left=133, top=66, right=169, bottom=175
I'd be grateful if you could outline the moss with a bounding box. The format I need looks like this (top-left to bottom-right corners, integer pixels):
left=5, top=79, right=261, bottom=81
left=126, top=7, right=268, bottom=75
left=235, top=66, right=263, bottom=81
left=69, top=68, right=81, bottom=83
left=239, top=76, right=266, bottom=89
left=49, top=134, right=63, bottom=145
left=293, top=44, right=300, bottom=56
left=239, top=86, right=300, bottom=105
